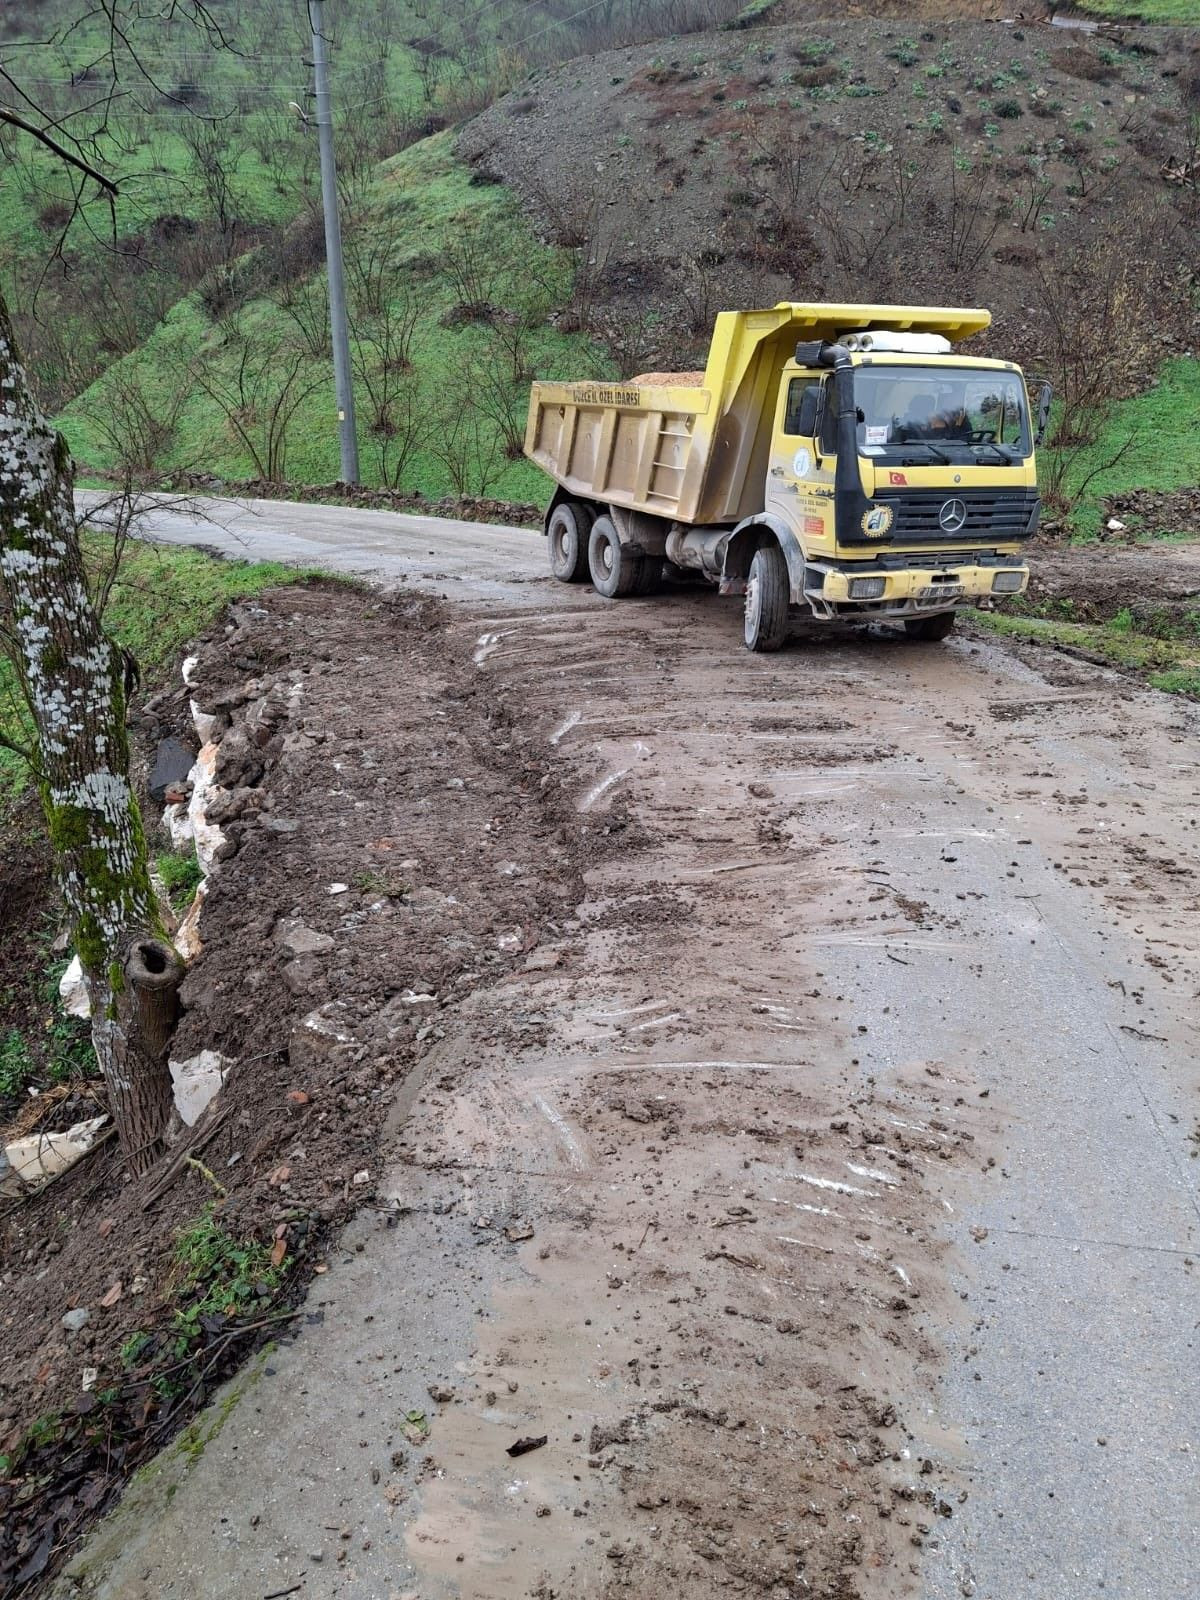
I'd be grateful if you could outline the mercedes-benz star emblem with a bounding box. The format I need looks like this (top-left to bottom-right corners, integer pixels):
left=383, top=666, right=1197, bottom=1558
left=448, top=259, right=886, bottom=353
left=938, top=497, right=967, bottom=533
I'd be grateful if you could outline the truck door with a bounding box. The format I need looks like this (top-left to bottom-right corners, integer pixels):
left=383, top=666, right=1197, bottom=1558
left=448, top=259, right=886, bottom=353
left=767, top=373, right=834, bottom=550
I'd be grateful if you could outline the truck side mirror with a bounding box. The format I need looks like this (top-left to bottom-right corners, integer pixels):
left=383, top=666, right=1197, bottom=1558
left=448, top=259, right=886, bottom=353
left=1034, top=382, right=1053, bottom=447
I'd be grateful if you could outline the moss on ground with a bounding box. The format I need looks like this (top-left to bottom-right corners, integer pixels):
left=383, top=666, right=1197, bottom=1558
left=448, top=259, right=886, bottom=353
left=971, top=607, right=1200, bottom=699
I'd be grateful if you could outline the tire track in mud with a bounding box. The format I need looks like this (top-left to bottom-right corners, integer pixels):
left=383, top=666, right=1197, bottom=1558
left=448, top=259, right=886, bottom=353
left=392, top=595, right=998, bottom=1599
left=396, top=594, right=1200, bottom=1600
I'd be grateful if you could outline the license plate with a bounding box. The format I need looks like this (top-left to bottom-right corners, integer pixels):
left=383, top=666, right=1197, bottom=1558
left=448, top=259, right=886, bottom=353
left=916, top=583, right=964, bottom=600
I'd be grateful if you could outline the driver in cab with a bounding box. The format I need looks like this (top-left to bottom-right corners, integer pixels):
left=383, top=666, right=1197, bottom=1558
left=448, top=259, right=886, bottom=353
left=894, top=387, right=970, bottom=442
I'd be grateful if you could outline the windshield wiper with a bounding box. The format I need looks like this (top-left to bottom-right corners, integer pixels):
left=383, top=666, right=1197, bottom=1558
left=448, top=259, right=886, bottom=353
left=893, top=440, right=950, bottom=464
left=973, top=442, right=1022, bottom=465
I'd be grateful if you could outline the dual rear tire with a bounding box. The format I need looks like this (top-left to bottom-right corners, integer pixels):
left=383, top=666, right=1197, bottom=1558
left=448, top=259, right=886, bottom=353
left=547, top=501, right=593, bottom=583
left=547, top=502, right=659, bottom=596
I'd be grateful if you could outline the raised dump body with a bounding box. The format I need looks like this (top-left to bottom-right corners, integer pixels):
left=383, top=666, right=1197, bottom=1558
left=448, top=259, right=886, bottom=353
left=525, top=303, right=991, bottom=526
left=525, top=302, right=1045, bottom=653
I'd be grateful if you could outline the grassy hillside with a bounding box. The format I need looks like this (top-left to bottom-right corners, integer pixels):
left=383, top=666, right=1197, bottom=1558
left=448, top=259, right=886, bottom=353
left=1058, top=358, right=1200, bottom=539
left=58, top=132, right=612, bottom=499
left=1, top=0, right=744, bottom=411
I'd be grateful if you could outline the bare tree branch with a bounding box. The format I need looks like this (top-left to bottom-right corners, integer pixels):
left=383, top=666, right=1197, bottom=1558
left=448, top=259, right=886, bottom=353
left=0, top=106, right=118, bottom=194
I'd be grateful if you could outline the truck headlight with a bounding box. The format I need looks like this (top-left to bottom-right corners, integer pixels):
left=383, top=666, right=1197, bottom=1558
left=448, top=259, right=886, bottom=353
left=991, top=570, right=1025, bottom=593
left=848, top=576, right=886, bottom=599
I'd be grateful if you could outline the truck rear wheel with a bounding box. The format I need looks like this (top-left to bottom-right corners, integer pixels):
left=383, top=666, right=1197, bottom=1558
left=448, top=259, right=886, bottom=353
left=548, top=501, right=593, bottom=583
left=744, top=542, right=789, bottom=652
left=904, top=612, right=956, bottom=641
left=588, top=515, right=644, bottom=599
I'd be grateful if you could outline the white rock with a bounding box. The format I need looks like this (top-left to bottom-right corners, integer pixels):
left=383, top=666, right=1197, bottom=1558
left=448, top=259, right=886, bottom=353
left=187, top=741, right=228, bottom=874
left=1106, top=517, right=1126, bottom=532
left=181, top=654, right=200, bottom=687
left=59, top=955, right=91, bottom=1019
left=168, top=1049, right=232, bottom=1127
left=82, top=1367, right=99, bottom=1391
left=173, top=879, right=208, bottom=962
left=328, top=881, right=349, bottom=895
left=62, top=1308, right=91, bottom=1334
left=164, top=798, right=194, bottom=851
left=6, top=1116, right=110, bottom=1188
left=190, top=697, right=220, bottom=745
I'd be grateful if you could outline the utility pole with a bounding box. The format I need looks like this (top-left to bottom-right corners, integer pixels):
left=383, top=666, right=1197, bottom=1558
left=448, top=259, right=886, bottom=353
left=308, top=0, right=359, bottom=483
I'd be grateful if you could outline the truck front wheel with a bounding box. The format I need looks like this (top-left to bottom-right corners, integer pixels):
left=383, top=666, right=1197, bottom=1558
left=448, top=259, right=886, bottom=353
left=744, top=542, right=790, bottom=652
left=588, top=515, right=644, bottom=598
left=904, top=612, right=957, bottom=641
left=548, top=501, right=594, bottom=583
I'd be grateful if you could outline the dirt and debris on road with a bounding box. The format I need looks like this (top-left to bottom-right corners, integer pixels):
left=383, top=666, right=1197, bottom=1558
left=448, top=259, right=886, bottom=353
left=15, top=545, right=1200, bottom=1600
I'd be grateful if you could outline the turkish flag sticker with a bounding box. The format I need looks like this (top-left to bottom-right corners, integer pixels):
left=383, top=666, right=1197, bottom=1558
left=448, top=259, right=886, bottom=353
left=889, top=471, right=908, bottom=486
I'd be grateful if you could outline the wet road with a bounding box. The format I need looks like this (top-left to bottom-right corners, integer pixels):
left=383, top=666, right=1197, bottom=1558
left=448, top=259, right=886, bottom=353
left=65, top=493, right=1200, bottom=1600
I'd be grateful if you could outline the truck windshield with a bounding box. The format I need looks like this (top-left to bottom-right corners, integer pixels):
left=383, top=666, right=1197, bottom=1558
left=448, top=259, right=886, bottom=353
left=853, top=365, right=1031, bottom=461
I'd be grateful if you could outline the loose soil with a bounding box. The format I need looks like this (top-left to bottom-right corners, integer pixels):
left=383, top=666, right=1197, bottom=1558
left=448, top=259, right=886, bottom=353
left=458, top=17, right=1199, bottom=374
left=0, top=581, right=603, bottom=1594
left=1023, top=533, right=1200, bottom=618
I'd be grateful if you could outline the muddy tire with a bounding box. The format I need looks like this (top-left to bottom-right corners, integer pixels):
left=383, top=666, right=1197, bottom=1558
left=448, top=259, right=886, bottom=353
left=588, top=515, right=644, bottom=598
left=633, top=555, right=663, bottom=596
left=548, top=501, right=594, bottom=583
left=904, top=611, right=957, bottom=641
left=743, top=542, right=790, bottom=652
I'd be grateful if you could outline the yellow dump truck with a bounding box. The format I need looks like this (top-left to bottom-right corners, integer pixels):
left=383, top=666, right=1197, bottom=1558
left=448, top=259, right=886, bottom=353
left=524, top=302, right=1050, bottom=650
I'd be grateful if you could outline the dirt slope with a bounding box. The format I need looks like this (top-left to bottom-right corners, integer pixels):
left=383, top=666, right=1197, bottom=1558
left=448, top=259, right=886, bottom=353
left=459, top=17, right=1198, bottom=371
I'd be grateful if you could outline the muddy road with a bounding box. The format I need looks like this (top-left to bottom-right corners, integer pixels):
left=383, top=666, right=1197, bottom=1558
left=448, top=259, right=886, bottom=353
left=63, top=497, right=1199, bottom=1600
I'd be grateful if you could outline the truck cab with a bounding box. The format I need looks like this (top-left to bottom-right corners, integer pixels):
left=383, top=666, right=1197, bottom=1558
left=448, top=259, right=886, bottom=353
left=747, top=337, right=1038, bottom=633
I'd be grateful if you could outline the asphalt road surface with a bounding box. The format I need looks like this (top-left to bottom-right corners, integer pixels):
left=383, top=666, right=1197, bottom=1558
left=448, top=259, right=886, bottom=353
left=63, top=493, right=1199, bottom=1600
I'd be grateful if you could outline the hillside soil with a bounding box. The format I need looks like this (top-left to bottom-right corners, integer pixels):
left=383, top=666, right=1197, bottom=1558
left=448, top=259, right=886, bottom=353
left=23, top=517, right=1200, bottom=1600
left=460, top=16, right=1198, bottom=372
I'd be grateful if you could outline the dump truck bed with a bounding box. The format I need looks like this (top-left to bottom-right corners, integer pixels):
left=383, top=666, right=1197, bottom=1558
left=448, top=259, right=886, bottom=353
left=525, top=302, right=990, bottom=526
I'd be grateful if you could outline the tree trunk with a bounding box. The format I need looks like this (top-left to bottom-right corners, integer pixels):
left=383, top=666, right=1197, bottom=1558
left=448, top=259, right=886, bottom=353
left=0, top=290, right=179, bottom=1176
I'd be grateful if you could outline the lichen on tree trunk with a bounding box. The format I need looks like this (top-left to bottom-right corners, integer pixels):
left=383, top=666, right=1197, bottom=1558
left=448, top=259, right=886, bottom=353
left=1, top=289, right=178, bottom=1176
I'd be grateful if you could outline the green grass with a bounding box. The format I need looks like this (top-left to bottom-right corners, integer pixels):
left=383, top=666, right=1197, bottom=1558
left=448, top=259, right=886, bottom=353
left=973, top=608, right=1200, bottom=698
left=1049, top=359, right=1200, bottom=541
left=169, top=1205, right=285, bottom=1356
left=0, top=959, right=96, bottom=1111
left=0, top=1028, right=35, bottom=1101
left=1077, top=0, right=1200, bottom=20
left=60, top=133, right=610, bottom=500
left=156, top=848, right=204, bottom=911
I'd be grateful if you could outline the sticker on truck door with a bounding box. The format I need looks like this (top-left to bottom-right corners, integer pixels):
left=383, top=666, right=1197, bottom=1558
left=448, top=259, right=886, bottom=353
left=792, top=447, right=811, bottom=478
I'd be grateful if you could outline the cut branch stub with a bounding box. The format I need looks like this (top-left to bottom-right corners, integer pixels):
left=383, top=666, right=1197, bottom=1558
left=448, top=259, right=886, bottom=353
left=125, top=937, right=184, bottom=1063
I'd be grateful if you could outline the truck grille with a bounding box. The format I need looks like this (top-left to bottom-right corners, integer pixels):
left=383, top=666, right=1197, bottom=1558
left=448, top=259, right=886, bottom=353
left=875, top=489, right=1038, bottom=542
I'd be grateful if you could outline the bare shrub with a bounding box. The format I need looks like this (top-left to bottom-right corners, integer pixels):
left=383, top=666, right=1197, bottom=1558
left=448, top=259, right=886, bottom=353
left=79, top=360, right=189, bottom=483
left=187, top=326, right=322, bottom=483
left=1032, top=221, right=1193, bottom=510
left=427, top=354, right=506, bottom=496
left=273, top=274, right=331, bottom=358
left=349, top=288, right=425, bottom=485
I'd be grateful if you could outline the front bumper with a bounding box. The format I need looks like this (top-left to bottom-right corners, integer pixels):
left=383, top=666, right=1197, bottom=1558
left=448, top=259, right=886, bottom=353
left=802, top=558, right=1028, bottom=620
